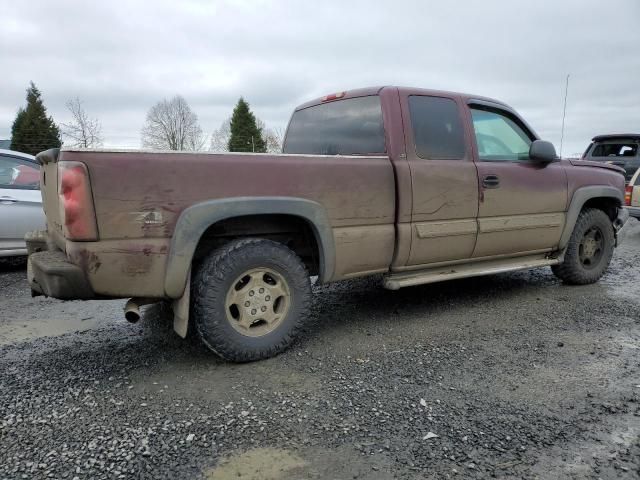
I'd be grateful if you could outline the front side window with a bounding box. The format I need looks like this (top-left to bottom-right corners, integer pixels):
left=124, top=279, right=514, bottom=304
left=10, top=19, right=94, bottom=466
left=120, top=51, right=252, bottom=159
left=471, top=108, right=532, bottom=161
left=283, top=96, right=385, bottom=155
left=0, top=155, right=40, bottom=189
left=409, top=96, right=465, bottom=160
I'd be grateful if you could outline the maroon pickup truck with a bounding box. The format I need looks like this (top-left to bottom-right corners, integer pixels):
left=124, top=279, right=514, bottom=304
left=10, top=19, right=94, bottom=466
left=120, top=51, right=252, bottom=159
left=27, top=86, right=628, bottom=361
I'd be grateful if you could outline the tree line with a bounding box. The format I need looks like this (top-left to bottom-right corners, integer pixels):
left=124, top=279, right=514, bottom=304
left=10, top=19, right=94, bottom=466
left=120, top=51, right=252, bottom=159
left=7, top=82, right=282, bottom=156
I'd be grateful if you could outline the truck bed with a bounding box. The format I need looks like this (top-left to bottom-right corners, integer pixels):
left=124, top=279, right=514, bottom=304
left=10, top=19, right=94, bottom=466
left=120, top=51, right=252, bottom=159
left=39, top=148, right=397, bottom=297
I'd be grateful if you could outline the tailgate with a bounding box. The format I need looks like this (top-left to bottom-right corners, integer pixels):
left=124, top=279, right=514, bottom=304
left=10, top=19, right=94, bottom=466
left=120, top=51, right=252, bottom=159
left=35, top=149, right=65, bottom=250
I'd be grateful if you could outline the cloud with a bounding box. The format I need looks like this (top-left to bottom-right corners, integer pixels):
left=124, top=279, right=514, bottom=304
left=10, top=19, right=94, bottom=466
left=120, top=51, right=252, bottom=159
left=1, top=0, right=639, bottom=155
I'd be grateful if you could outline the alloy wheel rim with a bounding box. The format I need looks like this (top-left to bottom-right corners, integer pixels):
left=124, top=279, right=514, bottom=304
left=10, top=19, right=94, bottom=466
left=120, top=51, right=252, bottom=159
left=578, top=226, right=604, bottom=269
left=225, top=267, right=291, bottom=337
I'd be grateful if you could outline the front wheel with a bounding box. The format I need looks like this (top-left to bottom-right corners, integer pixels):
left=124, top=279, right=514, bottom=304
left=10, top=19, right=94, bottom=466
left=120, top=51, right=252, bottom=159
left=192, top=238, right=311, bottom=362
left=551, top=208, right=615, bottom=285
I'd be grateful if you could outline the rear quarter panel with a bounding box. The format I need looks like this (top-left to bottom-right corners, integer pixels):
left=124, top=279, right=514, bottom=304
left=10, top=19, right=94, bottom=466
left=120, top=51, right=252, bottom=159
left=60, top=150, right=396, bottom=295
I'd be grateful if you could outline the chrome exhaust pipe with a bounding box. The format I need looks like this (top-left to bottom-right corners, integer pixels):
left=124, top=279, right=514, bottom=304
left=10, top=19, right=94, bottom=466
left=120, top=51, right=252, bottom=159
left=124, top=298, right=155, bottom=323
left=124, top=299, right=141, bottom=323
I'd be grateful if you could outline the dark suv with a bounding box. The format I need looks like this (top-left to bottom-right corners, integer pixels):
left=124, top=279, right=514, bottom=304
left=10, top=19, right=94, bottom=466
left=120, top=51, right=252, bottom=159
left=583, top=134, right=640, bottom=183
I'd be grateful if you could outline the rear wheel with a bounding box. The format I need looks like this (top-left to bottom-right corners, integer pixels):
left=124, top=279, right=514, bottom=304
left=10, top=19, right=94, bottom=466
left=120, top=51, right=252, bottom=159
left=551, top=208, right=615, bottom=285
left=192, top=238, right=311, bottom=362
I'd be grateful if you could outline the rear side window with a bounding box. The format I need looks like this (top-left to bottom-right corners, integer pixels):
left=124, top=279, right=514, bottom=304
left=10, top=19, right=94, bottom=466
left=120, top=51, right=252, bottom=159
left=283, top=96, right=385, bottom=155
left=590, top=142, right=638, bottom=157
left=409, top=96, right=465, bottom=159
left=0, top=155, right=40, bottom=189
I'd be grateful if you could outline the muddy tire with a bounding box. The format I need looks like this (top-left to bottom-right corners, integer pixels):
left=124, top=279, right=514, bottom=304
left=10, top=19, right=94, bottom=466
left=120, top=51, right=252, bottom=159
left=192, top=238, right=311, bottom=362
left=551, top=208, right=615, bottom=285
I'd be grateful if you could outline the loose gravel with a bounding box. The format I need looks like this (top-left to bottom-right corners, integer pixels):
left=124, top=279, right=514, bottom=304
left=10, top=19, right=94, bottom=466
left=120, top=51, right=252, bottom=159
left=1, top=223, right=639, bottom=479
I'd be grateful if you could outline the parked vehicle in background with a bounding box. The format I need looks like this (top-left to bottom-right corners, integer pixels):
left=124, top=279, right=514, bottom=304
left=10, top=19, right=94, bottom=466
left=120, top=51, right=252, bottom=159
left=26, top=86, right=629, bottom=362
left=582, top=134, right=640, bottom=183
left=0, top=149, right=45, bottom=257
left=625, top=167, right=640, bottom=219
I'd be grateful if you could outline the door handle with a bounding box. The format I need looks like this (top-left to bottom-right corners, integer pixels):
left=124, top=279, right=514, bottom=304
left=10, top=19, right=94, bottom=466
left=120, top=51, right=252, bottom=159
left=482, top=175, right=500, bottom=189
left=0, top=196, right=19, bottom=204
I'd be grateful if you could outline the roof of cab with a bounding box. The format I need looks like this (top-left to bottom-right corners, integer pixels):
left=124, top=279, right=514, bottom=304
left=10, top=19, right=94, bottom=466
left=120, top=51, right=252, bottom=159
left=293, top=86, right=511, bottom=112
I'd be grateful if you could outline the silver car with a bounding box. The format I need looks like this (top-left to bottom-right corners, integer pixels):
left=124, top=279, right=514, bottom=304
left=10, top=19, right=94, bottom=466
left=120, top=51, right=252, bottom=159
left=0, top=149, right=45, bottom=257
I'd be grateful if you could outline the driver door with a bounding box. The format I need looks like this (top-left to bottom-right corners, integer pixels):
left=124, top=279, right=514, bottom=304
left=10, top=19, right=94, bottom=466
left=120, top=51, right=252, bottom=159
left=468, top=104, right=568, bottom=257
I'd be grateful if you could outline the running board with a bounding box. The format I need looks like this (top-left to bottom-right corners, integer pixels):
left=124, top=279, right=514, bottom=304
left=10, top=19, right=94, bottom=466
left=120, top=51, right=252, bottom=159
left=383, top=256, right=560, bottom=290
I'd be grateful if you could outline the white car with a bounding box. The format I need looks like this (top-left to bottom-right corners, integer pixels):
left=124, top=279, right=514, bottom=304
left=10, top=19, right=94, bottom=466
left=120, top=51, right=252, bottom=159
left=0, top=149, right=45, bottom=257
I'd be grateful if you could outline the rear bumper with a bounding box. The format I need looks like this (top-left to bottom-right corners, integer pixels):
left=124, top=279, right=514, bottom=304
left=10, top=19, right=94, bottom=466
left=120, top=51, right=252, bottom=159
left=26, top=231, right=94, bottom=299
left=28, top=249, right=95, bottom=299
left=25, top=230, right=169, bottom=299
left=614, top=207, right=631, bottom=246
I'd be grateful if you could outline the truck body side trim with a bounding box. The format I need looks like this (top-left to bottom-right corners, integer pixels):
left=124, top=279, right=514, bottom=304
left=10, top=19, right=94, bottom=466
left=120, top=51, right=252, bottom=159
left=415, top=219, right=477, bottom=239
left=479, top=213, right=564, bottom=234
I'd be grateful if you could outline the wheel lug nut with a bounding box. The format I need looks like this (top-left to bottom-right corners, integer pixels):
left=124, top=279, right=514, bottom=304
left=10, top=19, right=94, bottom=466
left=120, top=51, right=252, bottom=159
left=265, top=295, right=270, bottom=301
left=251, top=309, right=257, bottom=315
left=244, top=301, right=250, bottom=307
left=261, top=306, right=267, bottom=312
left=259, top=288, right=265, bottom=293
left=249, top=291, right=254, bottom=296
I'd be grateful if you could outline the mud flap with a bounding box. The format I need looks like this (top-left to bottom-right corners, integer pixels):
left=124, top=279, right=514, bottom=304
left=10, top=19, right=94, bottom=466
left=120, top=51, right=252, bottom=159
left=172, top=269, right=190, bottom=338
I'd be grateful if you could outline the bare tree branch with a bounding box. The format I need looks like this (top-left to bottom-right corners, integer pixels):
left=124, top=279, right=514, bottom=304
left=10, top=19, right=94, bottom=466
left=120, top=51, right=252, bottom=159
left=209, top=117, right=231, bottom=152
left=263, top=126, right=284, bottom=154
left=61, top=97, right=103, bottom=148
left=141, top=95, right=205, bottom=151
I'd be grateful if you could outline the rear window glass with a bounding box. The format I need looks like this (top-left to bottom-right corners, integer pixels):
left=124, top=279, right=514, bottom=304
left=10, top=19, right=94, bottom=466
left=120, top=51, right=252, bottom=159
left=283, top=96, right=385, bottom=155
left=590, top=142, right=638, bottom=157
left=409, top=96, right=465, bottom=159
left=0, top=155, right=40, bottom=189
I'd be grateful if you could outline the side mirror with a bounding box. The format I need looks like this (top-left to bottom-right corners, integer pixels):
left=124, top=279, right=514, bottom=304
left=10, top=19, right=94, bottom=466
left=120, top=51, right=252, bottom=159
left=529, top=140, right=558, bottom=163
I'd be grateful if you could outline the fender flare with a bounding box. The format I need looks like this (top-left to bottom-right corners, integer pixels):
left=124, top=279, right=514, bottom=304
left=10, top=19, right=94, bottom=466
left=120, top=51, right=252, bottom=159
left=558, top=186, right=623, bottom=249
left=164, top=196, right=335, bottom=298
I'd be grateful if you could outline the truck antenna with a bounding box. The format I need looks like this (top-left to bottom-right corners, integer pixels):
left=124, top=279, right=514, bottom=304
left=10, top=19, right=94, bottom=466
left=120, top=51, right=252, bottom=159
left=559, top=74, right=570, bottom=159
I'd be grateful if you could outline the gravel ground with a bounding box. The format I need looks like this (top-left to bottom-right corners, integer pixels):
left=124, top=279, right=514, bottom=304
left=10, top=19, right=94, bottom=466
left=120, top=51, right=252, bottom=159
left=1, top=223, right=640, bottom=480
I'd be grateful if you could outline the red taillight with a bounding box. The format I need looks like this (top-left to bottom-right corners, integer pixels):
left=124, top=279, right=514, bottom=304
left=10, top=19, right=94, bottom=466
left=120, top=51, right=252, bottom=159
left=58, top=161, right=98, bottom=240
left=624, top=185, right=633, bottom=206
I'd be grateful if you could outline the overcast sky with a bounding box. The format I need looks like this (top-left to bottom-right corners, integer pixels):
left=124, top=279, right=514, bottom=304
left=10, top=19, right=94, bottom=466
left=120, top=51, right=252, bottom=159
left=2, top=0, right=639, bottom=156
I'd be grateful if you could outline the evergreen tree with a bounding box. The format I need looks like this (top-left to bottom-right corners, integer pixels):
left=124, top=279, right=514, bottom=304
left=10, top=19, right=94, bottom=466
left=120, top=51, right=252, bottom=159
left=228, top=98, right=266, bottom=153
left=11, top=82, right=62, bottom=155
